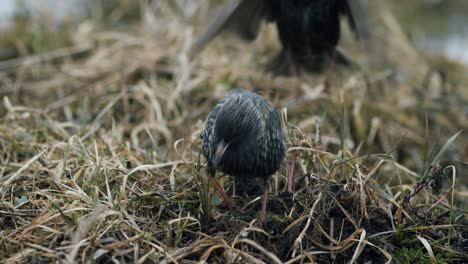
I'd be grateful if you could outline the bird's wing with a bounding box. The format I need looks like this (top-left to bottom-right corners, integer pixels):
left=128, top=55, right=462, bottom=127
left=264, top=106, right=286, bottom=172
left=190, top=0, right=271, bottom=57
left=343, top=0, right=384, bottom=70
left=201, top=101, right=224, bottom=158
left=343, top=0, right=371, bottom=41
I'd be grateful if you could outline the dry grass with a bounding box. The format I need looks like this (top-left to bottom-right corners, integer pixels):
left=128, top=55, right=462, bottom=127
left=0, top=0, right=467, bottom=263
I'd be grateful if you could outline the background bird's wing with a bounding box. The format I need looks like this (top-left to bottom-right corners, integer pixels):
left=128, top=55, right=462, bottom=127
left=190, top=0, right=271, bottom=57
left=347, top=0, right=395, bottom=72
left=343, top=0, right=371, bottom=41
left=340, top=0, right=384, bottom=70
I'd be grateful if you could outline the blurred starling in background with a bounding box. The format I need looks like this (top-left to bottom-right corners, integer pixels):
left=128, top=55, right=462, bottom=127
left=201, top=88, right=286, bottom=224
left=190, top=0, right=370, bottom=75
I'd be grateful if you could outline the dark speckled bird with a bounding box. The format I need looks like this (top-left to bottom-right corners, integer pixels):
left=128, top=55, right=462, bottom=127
left=201, top=88, right=286, bottom=224
left=190, top=0, right=369, bottom=74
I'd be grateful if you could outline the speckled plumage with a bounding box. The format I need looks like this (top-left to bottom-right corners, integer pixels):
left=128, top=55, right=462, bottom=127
left=201, top=88, right=286, bottom=181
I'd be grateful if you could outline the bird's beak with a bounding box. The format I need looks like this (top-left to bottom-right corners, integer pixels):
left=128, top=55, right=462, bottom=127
left=212, top=140, right=230, bottom=168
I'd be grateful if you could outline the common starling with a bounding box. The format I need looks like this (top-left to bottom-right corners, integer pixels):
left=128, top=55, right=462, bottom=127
left=201, top=88, right=286, bottom=224
left=191, top=0, right=369, bottom=74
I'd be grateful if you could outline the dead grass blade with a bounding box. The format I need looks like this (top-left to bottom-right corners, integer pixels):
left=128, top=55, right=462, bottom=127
left=0, top=148, right=48, bottom=192
left=348, top=229, right=367, bottom=264
left=417, top=235, right=436, bottom=264
left=233, top=238, right=282, bottom=264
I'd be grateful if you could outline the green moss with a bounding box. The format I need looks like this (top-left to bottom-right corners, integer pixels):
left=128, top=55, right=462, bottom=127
left=395, top=247, right=450, bottom=264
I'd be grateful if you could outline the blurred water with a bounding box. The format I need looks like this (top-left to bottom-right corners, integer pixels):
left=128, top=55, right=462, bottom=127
left=420, top=35, right=468, bottom=65
left=390, top=0, right=468, bottom=65
left=415, top=15, right=468, bottom=64
left=0, top=0, right=90, bottom=28
left=0, top=0, right=15, bottom=28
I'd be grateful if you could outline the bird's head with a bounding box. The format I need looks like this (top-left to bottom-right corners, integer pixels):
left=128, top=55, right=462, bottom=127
left=206, top=139, right=230, bottom=176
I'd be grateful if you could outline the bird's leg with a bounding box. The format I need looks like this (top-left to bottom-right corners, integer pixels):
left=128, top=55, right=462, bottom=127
left=287, top=149, right=297, bottom=193
left=232, top=178, right=238, bottom=197
left=258, top=177, right=270, bottom=225
left=210, top=177, right=235, bottom=210
left=324, top=53, right=337, bottom=92
left=287, top=51, right=298, bottom=77
left=287, top=50, right=305, bottom=100
left=290, top=65, right=298, bottom=77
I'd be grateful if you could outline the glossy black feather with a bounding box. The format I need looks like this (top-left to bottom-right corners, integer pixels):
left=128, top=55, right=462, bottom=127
left=271, top=0, right=345, bottom=57
left=201, top=88, right=286, bottom=181
left=192, top=0, right=369, bottom=72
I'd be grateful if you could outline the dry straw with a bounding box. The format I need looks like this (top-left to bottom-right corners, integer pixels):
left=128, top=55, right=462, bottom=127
left=0, top=0, right=467, bottom=263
